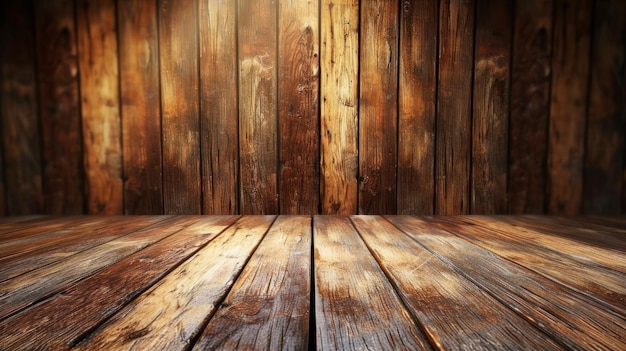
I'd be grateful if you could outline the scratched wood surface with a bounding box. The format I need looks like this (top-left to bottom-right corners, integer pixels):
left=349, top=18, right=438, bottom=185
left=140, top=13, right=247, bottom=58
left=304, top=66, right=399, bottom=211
left=0, top=216, right=624, bottom=350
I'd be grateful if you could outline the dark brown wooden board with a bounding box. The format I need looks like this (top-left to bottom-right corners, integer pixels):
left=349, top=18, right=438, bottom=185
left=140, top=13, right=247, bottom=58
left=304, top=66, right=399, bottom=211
left=159, top=0, right=201, bottom=214
left=76, top=0, right=123, bottom=215
left=199, top=0, right=239, bottom=214
left=34, top=0, right=85, bottom=215
left=508, top=0, right=553, bottom=214
left=397, top=0, right=438, bottom=215
left=278, top=0, right=320, bottom=215
left=194, top=216, right=311, bottom=349
left=74, top=216, right=275, bottom=350
left=584, top=0, right=626, bottom=215
left=238, top=0, right=279, bottom=214
left=547, top=0, right=592, bottom=215
left=319, top=0, right=359, bottom=215
left=393, top=216, right=625, bottom=350
left=0, top=216, right=79, bottom=238
left=0, top=216, right=239, bottom=350
left=435, top=0, right=474, bottom=215
left=472, top=0, right=512, bottom=214
left=575, top=215, right=626, bottom=231
left=0, top=1, right=43, bottom=216
left=118, top=0, right=163, bottom=215
left=314, top=216, right=432, bottom=350
left=358, top=0, right=399, bottom=215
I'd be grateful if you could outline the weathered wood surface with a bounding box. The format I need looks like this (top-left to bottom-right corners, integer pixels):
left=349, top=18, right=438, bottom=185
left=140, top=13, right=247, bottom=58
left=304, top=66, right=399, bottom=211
left=0, top=215, right=624, bottom=350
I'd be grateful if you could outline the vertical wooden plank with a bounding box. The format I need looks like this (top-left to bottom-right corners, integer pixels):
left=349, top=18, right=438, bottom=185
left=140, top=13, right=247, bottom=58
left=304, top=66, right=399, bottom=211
left=199, top=0, right=239, bottom=214
left=358, top=0, right=399, bottom=214
left=547, top=0, right=592, bottom=215
left=34, top=0, right=85, bottom=215
left=118, top=0, right=163, bottom=214
left=76, top=0, right=122, bottom=215
left=0, top=0, right=43, bottom=215
left=584, top=0, right=626, bottom=215
left=436, top=0, right=475, bottom=215
left=238, top=0, right=278, bottom=214
left=278, top=0, right=320, bottom=215
left=397, top=0, right=438, bottom=215
left=320, top=0, right=359, bottom=215
left=471, top=0, right=512, bottom=214
left=508, top=0, right=553, bottom=214
left=159, top=0, right=201, bottom=214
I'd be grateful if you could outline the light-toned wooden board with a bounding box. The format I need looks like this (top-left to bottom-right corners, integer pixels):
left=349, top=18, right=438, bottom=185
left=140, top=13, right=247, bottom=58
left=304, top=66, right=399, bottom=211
left=313, top=216, right=431, bottom=350
left=0, top=216, right=176, bottom=320
left=76, top=0, right=123, bottom=215
left=199, top=0, right=239, bottom=214
left=397, top=0, right=437, bottom=215
left=353, top=215, right=562, bottom=350
left=238, top=0, right=278, bottom=214
left=358, top=0, right=399, bottom=214
left=471, top=0, right=512, bottom=214
left=193, top=216, right=311, bottom=349
left=0, top=216, right=238, bottom=350
left=319, top=0, right=359, bottom=215
left=118, top=0, right=163, bottom=214
left=73, top=215, right=275, bottom=350
left=390, top=215, right=625, bottom=350
left=278, top=0, right=320, bottom=215
left=426, top=216, right=626, bottom=315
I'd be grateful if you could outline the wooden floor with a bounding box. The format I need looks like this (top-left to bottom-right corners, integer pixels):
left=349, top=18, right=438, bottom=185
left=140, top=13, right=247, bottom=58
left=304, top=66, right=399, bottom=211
left=0, top=215, right=624, bottom=350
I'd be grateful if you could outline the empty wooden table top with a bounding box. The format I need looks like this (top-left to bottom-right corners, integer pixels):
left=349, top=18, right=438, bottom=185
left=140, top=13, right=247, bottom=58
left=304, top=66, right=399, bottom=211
left=0, top=215, right=624, bottom=350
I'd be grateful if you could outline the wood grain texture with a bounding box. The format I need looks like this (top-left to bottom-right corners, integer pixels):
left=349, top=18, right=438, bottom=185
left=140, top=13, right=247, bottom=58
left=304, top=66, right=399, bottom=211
left=584, top=0, right=626, bottom=215
left=508, top=0, right=553, bottom=214
left=0, top=216, right=87, bottom=245
left=194, top=216, right=311, bottom=350
left=436, top=0, right=474, bottom=215
left=472, top=0, right=512, bottom=214
left=313, top=216, right=431, bottom=350
left=278, top=0, right=320, bottom=215
left=358, top=0, right=399, bottom=215
left=0, top=216, right=238, bottom=350
left=34, top=0, right=85, bottom=215
left=0, top=0, right=43, bottom=215
left=76, top=0, right=123, bottom=215
left=118, top=0, right=163, bottom=215
left=320, top=0, right=359, bottom=215
left=395, top=215, right=625, bottom=350
left=397, top=0, right=438, bottom=215
left=159, top=0, right=201, bottom=214
left=547, top=0, right=592, bottom=215
left=74, top=215, right=275, bottom=350
left=238, top=0, right=278, bottom=214
left=354, top=215, right=562, bottom=350
left=199, top=0, right=239, bottom=214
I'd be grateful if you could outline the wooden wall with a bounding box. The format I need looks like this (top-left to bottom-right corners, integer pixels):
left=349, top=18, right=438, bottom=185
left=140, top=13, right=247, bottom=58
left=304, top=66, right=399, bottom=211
left=0, top=0, right=624, bottom=216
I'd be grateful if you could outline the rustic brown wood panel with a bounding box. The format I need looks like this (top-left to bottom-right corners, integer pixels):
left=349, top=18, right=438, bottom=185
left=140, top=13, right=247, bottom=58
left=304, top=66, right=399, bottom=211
left=436, top=0, right=475, bottom=215
left=76, top=0, right=123, bottom=215
left=508, top=0, right=554, bottom=214
left=314, top=216, right=431, bottom=349
left=584, top=0, right=626, bottom=215
left=0, top=216, right=238, bottom=350
left=397, top=0, right=438, bottom=215
left=358, top=0, right=399, bottom=215
left=320, top=0, right=359, bottom=215
left=73, top=216, right=274, bottom=350
left=118, top=0, right=163, bottom=215
left=34, top=0, right=84, bottom=215
left=278, top=0, right=320, bottom=215
left=472, top=0, right=512, bottom=214
left=199, top=0, right=239, bottom=214
left=159, top=0, right=201, bottom=214
left=194, top=216, right=311, bottom=349
left=547, top=0, right=592, bottom=215
left=0, top=1, right=43, bottom=216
